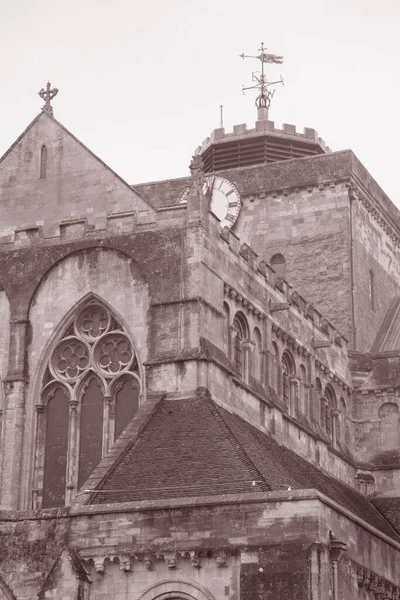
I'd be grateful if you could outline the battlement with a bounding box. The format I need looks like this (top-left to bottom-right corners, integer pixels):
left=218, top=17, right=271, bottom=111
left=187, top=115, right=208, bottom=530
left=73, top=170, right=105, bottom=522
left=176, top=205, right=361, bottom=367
left=217, top=221, right=348, bottom=355
left=0, top=209, right=157, bottom=246
left=195, top=120, right=330, bottom=173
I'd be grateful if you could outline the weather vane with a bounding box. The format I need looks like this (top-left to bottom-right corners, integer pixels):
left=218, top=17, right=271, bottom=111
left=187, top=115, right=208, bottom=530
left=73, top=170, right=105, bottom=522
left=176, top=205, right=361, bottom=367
left=240, top=43, right=284, bottom=120
left=38, top=82, right=58, bottom=116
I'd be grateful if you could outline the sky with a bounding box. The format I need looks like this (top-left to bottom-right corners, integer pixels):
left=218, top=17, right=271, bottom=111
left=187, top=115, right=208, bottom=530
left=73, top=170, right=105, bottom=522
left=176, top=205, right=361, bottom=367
left=1, top=0, right=400, bottom=205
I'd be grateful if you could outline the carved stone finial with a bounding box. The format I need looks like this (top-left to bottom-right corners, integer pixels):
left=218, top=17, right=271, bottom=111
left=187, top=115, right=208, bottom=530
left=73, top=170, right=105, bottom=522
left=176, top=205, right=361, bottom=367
left=38, top=81, right=58, bottom=116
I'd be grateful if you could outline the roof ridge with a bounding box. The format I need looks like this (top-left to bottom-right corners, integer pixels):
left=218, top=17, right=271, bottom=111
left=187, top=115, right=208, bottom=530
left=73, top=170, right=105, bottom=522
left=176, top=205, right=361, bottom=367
left=205, top=398, right=271, bottom=493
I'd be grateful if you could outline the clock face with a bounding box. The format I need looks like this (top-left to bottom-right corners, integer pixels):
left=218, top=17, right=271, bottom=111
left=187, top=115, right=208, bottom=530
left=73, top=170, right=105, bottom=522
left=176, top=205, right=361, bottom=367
left=177, top=175, right=241, bottom=229
left=206, top=176, right=241, bottom=229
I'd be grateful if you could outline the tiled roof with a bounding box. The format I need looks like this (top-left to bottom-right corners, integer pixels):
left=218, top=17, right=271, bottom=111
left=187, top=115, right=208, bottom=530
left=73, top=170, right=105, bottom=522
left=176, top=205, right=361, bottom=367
left=217, top=407, right=398, bottom=539
left=373, top=497, right=400, bottom=534
left=90, top=396, right=398, bottom=540
left=91, top=397, right=270, bottom=503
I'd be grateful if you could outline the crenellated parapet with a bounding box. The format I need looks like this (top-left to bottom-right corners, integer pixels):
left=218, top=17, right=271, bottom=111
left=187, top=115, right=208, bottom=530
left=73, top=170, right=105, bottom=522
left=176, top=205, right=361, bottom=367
left=194, top=120, right=330, bottom=173
left=221, top=236, right=347, bottom=351
left=0, top=210, right=158, bottom=248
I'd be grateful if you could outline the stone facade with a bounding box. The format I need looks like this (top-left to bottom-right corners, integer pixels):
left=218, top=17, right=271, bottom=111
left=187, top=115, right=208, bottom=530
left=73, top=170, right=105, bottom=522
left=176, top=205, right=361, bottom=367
left=0, top=108, right=400, bottom=599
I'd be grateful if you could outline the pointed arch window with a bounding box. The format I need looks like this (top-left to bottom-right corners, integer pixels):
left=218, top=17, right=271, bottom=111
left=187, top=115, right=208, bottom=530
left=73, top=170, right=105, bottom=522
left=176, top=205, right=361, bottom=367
left=34, top=300, right=141, bottom=509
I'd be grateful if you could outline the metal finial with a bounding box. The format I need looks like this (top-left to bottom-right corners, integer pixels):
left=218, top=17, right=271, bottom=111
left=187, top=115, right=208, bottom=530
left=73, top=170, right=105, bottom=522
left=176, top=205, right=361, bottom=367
left=240, top=43, right=284, bottom=120
left=38, top=82, right=59, bottom=116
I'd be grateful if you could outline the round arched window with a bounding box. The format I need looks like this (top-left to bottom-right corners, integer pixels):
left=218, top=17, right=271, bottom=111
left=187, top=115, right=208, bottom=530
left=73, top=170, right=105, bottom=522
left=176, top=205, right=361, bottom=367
left=232, top=313, right=248, bottom=377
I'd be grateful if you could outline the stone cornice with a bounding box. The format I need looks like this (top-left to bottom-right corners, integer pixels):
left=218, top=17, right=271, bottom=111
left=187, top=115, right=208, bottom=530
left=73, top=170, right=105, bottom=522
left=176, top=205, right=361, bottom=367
left=223, top=283, right=266, bottom=320
left=349, top=181, right=400, bottom=247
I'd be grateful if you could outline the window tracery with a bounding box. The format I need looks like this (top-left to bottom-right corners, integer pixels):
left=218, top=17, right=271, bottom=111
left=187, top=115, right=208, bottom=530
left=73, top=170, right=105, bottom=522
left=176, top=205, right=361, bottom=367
left=34, top=300, right=141, bottom=509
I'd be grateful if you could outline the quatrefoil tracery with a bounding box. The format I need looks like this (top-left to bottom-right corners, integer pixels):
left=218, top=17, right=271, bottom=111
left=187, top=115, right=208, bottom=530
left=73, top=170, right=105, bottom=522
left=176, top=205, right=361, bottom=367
left=47, top=302, right=138, bottom=389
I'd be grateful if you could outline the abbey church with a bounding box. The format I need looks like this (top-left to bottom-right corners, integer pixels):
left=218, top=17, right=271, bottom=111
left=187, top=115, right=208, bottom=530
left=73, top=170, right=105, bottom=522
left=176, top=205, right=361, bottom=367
left=1, top=59, right=400, bottom=599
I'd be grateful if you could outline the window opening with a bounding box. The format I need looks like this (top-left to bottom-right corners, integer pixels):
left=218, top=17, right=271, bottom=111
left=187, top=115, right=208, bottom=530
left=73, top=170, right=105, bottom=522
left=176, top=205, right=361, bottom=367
left=38, top=300, right=141, bottom=508
left=271, top=253, right=286, bottom=278
left=40, top=145, right=47, bottom=179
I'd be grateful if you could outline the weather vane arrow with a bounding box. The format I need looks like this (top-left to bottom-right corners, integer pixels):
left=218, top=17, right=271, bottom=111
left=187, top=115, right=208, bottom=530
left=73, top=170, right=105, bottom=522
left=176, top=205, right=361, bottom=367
left=240, top=42, right=284, bottom=120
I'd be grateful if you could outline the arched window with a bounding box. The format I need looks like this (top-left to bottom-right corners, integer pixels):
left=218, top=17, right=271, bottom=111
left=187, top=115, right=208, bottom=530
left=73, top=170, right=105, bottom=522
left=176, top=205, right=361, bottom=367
left=281, top=351, right=295, bottom=412
left=40, top=145, right=47, bottom=179
left=35, top=299, right=141, bottom=508
left=253, top=327, right=263, bottom=382
left=271, top=253, right=286, bottom=278
left=233, top=313, right=248, bottom=379
left=324, top=385, right=336, bottom=443
left=378, top=402, right=400, bottom=451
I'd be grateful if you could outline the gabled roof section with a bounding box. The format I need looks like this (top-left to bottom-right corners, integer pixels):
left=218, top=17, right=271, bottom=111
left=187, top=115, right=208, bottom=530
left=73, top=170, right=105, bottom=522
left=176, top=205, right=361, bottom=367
left=90, top=396, right=271, bottom=504
left=132, top=176, right=190, bottom=209
left=370, top=297, right=400, bottom=353
left=0, top=111, right=155, bottom=235
left=86, top=393, right=399, bottom=541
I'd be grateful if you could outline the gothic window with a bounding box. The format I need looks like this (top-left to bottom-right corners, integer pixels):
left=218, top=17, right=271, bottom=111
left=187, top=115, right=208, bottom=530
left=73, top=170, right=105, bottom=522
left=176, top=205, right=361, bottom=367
left=253, top=327, right=263, bottom=381
left=35, top=300, right=141, bottom=509
left=233, top=313, right=248, bottom=378
left=281, top=351, right=295, bottom=412
left=40, top=145, right=47, bottom=179
left=271, top=253, right=286, bottom=278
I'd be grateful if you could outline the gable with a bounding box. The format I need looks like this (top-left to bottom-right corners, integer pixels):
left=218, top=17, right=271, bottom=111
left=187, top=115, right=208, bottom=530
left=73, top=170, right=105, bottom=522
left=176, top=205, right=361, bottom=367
left=0, top=112, right=155, bottom=236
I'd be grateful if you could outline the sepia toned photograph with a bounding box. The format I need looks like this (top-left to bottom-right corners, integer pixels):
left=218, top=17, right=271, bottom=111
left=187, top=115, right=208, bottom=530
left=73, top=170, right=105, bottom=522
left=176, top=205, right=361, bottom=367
left=0, top=0, right=400, bottom=598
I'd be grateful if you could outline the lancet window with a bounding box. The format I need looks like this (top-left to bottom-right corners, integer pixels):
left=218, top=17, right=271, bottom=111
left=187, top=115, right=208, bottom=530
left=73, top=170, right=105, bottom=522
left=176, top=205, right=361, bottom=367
left=34, top=300, right=141, bottom=509
left=281, top=351, right=295, bottom=412
left=233, top=313, right=248, bottom=377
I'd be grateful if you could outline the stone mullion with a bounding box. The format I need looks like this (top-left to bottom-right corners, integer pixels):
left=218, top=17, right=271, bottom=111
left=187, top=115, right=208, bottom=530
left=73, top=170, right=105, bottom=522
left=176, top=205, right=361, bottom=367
left=32, top=404, right=46, bottom=509
left=103, top=395, right=113, bottom=455
left=0, top=318, right=28, bottom=509
left=242, top=340, right=253, bottom=385
left=65, top=397, right=79, bottom=505
left=289, top=376, right=299, bottom=416
left=227, top=325, right=236, bottom=363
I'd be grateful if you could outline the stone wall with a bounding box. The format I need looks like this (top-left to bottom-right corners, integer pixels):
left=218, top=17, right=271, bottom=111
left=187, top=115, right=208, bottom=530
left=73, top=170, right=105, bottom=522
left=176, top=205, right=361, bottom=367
left=0, top=113, right=155, bottom=237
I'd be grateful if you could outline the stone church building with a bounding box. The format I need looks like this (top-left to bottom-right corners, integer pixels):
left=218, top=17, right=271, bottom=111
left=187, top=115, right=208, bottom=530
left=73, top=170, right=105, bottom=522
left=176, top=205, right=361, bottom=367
left=1, top=74, right=400, bottom=599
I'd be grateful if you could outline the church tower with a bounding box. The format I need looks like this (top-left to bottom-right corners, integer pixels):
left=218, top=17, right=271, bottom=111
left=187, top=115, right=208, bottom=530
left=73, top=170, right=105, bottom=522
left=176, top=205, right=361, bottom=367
left=0, top=61, right=400, bottom=599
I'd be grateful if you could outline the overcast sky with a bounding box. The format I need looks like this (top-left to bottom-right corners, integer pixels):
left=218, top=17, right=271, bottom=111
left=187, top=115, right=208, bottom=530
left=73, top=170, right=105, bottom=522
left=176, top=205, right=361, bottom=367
left=1, top=0, right=400, bottom=205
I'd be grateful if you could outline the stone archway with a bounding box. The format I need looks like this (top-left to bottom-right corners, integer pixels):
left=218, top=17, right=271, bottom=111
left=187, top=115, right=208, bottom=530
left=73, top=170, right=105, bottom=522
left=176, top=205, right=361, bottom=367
left=138, top=579, right=215, bottom=600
